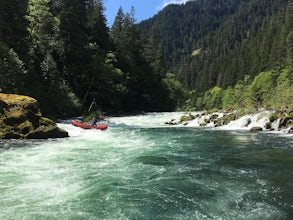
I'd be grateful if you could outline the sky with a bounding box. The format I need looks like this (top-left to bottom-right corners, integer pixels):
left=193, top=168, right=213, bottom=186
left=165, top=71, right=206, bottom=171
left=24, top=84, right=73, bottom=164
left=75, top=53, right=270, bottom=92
left=104, top=0, right=191, bottom=27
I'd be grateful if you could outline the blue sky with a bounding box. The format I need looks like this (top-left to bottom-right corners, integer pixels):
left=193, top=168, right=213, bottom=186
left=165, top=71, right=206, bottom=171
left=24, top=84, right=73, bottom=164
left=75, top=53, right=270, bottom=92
left=104, top=0, right=191, bottom=27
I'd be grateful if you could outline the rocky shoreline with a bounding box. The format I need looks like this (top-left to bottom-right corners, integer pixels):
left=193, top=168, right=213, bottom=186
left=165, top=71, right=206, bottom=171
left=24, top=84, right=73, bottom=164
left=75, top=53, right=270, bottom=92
left=166, top=108, right=293, bottom=134
left=0, top=93, right=68, bottom=139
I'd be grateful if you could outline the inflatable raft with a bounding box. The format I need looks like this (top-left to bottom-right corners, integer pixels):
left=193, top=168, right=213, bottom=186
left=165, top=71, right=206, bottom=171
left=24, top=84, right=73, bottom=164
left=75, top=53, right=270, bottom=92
left=71, top=120, right=108, bottom=130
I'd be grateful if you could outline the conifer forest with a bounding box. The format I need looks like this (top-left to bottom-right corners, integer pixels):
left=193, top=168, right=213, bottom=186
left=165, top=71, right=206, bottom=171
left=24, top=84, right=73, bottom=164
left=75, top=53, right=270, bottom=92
left=1, top=0, right=292, bottom=117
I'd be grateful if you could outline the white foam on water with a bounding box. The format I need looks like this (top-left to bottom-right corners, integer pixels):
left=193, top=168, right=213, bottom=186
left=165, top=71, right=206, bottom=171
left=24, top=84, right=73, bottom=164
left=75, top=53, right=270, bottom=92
left=106, top=112, right=188, bottom=128
left=222, top=111, right=272, bottom=130
left=154, top=110, right=293, bottom=135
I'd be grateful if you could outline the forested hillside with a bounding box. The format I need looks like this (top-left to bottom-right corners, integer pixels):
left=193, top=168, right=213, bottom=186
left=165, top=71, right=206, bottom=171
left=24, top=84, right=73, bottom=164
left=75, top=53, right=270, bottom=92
left=0, top=0, right=182, bottom=117
left=138, top=0, right=293, bottom=111
left=1, top=0, right=292, bottom=116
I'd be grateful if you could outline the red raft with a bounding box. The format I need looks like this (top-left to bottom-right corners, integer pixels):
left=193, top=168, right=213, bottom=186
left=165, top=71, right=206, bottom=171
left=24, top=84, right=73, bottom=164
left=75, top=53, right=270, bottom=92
left=71, top=120, right=108, bottom=130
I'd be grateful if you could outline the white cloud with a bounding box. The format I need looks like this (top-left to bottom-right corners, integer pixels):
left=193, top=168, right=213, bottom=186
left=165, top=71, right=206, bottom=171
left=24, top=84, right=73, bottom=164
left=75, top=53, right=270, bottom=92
left=157, top=0, right=191, bottom=11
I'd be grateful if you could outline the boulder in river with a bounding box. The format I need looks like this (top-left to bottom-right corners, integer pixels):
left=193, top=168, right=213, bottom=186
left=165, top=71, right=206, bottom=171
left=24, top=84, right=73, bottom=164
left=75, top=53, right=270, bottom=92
left=0, top=93, right=68, bottom=139
left=250, top=126, right=263, bottom=132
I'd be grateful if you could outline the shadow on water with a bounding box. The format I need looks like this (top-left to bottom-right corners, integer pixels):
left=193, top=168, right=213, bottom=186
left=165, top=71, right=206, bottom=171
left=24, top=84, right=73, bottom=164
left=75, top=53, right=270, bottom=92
left=0, top=138, right=63, bottom=154
left=0, top=139, right=38, bottom=153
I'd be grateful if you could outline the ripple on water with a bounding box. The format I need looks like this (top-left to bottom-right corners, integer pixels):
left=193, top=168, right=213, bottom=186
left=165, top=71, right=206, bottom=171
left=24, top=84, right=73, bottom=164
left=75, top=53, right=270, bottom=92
left=0, top=115, right=292, bottom=219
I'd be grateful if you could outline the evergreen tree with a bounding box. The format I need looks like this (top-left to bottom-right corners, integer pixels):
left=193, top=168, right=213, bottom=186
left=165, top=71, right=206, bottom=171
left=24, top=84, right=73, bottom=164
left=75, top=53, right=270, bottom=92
left=24, top=0, right=82, bottom=116
left=0, top=0, right=29, bottom=94
left=58, top=0, right=89, bottom=94
left=111, top=7, right=176, bottom=111
left=141, top=25, right=167, bottom=79
left=0, top=1, right=6, bottom=40
left=111, top=7, right=124, bottom=44
left=82, top=0, right=124, bottom=111
left=0, top=42, right=27, bottom=93
left=0, top=0, right=29, bottom=61
left=26, top=0, right=60, bottom=55
left=26, top=0, right=61, bottom=79
left=285, top=2, right=293, bottom=85
left=87, top=0, right=111, bottom=52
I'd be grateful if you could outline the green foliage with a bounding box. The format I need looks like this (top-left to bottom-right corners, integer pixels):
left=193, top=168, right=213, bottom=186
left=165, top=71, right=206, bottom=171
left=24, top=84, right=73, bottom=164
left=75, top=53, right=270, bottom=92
left=141, top=25, right=167, bottom=78
left=210, top=87, right=224, bottom=109
left=0, top=42, right=27, bottom=93
left=222, top=76, right=252, bottom=110
left=0, top=0, right=29, bottom=60
left=248, top=71, right=274, bottom=108
left=82, top=110, right=103, bottom=123
left=138, top=0, right=291, bottom=93
left=110, top=7, right=176, bottom=112
left=156, top=0, right=293, bottom=112
left=271, top=69, right=293, bottom=109
left=26, top=0, right=60, bottom=56
left=58, top=0, right=90, bottom=97
left=162, top=73, right=187, bottom=110
left=4, top=0, right=292, bottom=117
left=1, top=0, right=179, bottom=117
left=185, top=90, right=199, bottom=111
left=222, top=87, right=236, bottom=109
left=87, top=0, right=111, bottom=52
left=37, top=82, right=82, bottom=118
left=196, top=86, right=224, bottom=110
left=187, top=68, right=292, bottom=112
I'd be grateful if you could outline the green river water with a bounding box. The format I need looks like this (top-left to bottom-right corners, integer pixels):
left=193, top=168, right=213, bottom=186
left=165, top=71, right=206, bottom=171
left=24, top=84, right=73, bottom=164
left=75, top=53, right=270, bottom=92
left=0, top=113, right=292, bottom=219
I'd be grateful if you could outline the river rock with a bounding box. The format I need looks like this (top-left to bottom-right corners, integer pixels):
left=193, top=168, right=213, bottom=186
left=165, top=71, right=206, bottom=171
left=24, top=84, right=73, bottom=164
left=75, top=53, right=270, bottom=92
left=165, top=118, right=180, bottom=125
left=250, top=126, right=263, bottom=132
left=0, top=93, right=68, bottom=139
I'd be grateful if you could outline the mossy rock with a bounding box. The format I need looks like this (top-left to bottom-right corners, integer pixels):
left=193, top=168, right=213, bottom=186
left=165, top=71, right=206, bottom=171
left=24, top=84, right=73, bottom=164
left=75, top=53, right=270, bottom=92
left=165, top=119, right=178, bottom=125
left=17, top=120, right=34, bottom=135
left=245, top=118, right=252, bottom=127
left=180, top=114, right=195, bottom=122
left=3, top=114, right=26, bottom=126
left=1, top=93, right=69, bottom=139
left=214, top=120, right=223, bottom=127
left=279, top=116, right=293, bottom=128
left=269, top=113, right=278, bottom=122
left=0, top=99, right=8, bottom=116
left=250, top=127, right=263, bottom=132
left=211, top=114, right=218, bottom=120
left=222, top=113, right=238, bottom=125
left=265, top=122, right=272, bottom=130
left=201, top=112, right=207, bottom=116
left=0, top=93, right=37, bottom=105
left=0, top=132, right=22, bottom=139
left=25, top=125, right=68, bottom=139
left=40, top=117, right=55, bottom=126
left=204, top=118, right=210, bottom=123
left=211, top=118, right=219, bottom=125
left=221, top=114, right=235, bottom=125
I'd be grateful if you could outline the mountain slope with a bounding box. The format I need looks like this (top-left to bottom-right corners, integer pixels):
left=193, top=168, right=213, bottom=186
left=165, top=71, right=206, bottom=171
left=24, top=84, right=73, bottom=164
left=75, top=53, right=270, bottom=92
left=138, top=0, right=292, bottom=92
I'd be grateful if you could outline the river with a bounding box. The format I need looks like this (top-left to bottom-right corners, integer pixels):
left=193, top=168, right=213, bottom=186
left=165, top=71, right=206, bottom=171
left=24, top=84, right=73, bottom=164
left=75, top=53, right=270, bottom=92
left=0, top=113, right=292, bottom=219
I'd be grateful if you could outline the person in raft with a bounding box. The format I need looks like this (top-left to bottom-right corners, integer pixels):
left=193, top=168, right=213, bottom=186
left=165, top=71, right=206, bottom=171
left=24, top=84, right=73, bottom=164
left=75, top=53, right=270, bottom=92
left=90, top=117, right=99, bottom=126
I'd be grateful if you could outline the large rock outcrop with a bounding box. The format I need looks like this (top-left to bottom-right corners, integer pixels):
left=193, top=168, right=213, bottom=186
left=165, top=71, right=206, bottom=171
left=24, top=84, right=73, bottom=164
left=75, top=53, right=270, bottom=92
left=0, top=93, right=68, bottom=139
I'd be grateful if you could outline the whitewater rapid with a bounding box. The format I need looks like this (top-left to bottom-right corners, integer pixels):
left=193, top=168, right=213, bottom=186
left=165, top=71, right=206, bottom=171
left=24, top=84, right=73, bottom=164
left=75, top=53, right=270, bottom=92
left=1, top=112, right=292, bottom=219
left=88, top=111, right=293, bottom=134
